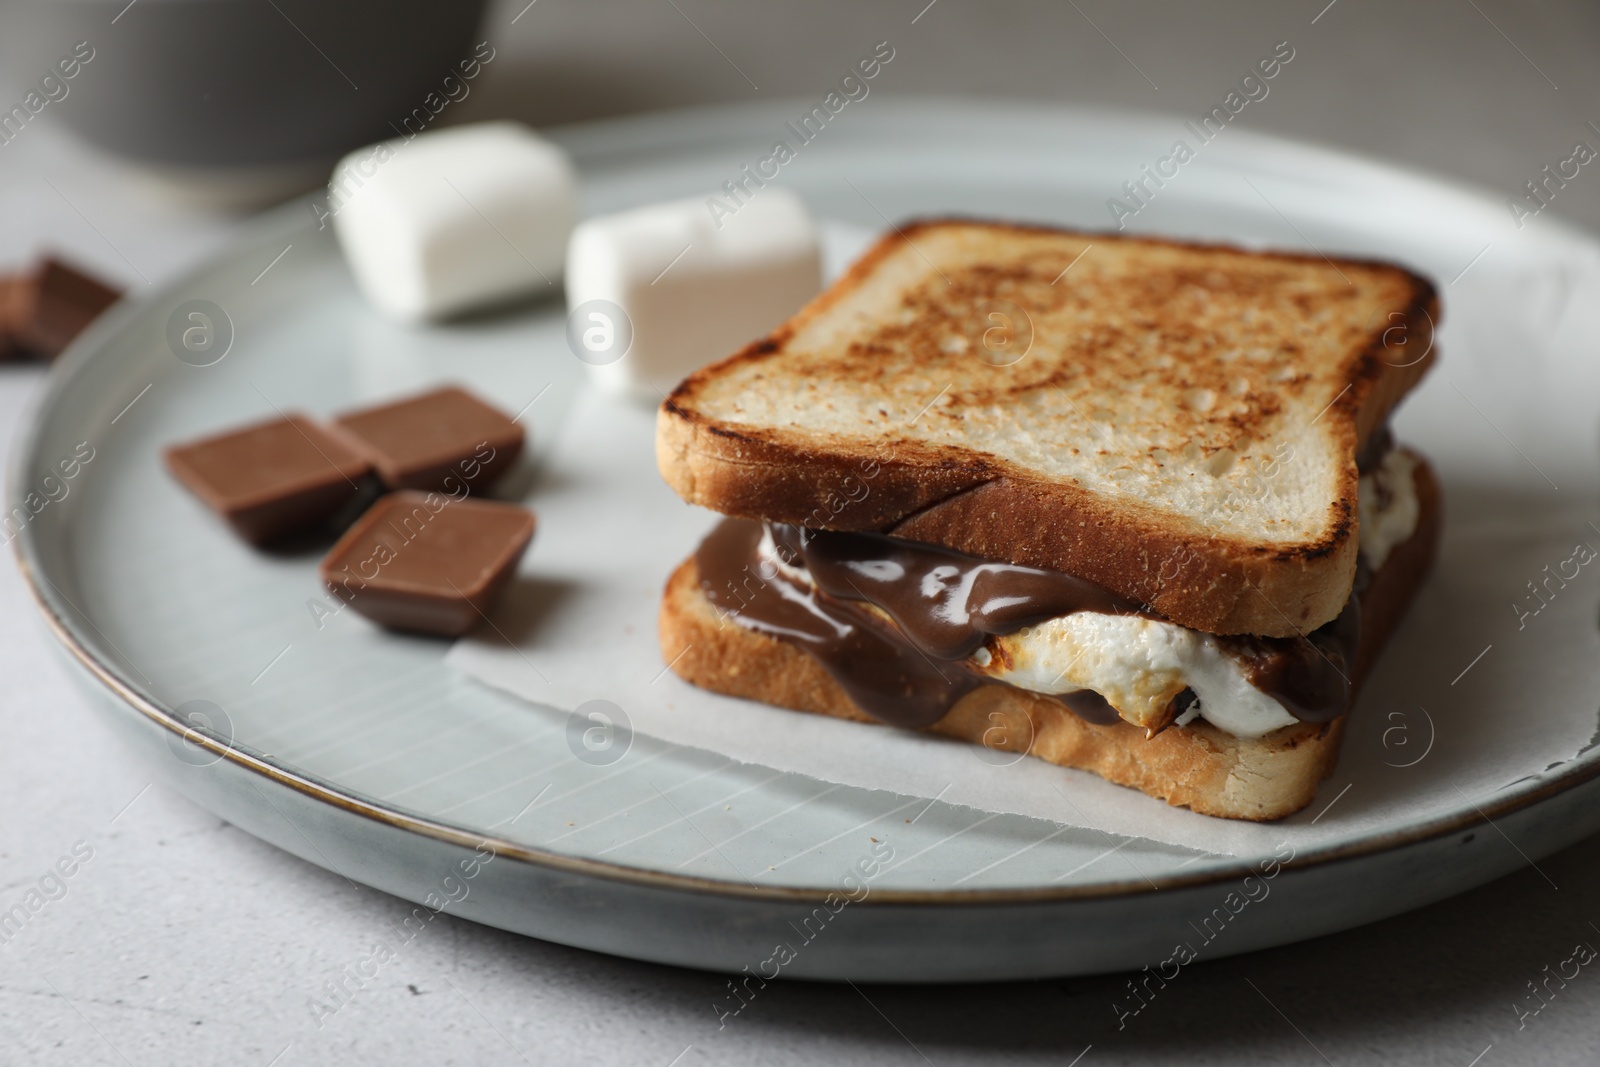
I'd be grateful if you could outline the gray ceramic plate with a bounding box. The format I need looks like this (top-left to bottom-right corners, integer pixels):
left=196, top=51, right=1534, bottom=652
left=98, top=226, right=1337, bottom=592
left=14, top=100, right=1600, bottom=982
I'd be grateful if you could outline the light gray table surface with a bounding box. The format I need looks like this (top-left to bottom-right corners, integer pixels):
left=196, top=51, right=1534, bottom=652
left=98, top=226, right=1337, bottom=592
left=3, top=1, right=1600, bottom=1063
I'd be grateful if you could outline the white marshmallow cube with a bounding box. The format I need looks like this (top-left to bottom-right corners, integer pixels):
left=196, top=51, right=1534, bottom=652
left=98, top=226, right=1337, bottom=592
left=331, top=121, right=577, bottom=321
left=566, top=189, right=821, bottom=397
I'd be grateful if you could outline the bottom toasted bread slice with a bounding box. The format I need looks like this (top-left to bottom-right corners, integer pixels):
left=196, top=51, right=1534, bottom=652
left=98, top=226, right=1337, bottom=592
left=659, top=455, right=1442, bottom=822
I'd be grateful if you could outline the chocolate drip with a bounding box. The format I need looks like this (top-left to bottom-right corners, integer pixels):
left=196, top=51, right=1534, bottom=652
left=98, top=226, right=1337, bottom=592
left=695, top=518, right=1361, bottom=732
left=696, top=519, right=981, bottom=727
left=770, top=524, right=1147, bottom=661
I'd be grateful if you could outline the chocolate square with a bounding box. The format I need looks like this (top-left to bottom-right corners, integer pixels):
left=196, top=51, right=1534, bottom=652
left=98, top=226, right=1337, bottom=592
left=0, top=277, right=24, bottom=362
left=332, top=386, right=524, bottom=493
left=164, top=414, right=373, bottom=545
left=319, top=491, right=535, bottom=636
left=11, top=258, right=122, bottom=361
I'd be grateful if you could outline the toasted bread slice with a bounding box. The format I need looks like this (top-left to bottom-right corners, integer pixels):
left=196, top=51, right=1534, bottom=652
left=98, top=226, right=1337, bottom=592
left=659, top=221, right=1437, bottom=636
left=659, top=452, right=1440, bottom=822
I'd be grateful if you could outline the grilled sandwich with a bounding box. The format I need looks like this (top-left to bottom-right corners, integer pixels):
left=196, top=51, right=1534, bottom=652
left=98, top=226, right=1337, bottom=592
left=654, top=219, right=1440, bottom=821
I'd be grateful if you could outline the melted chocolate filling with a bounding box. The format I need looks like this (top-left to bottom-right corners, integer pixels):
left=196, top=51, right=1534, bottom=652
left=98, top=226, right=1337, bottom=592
left=768, top=524, right=1149, bottom=660
left=695, top=519, right=1362, bottom=732
left=695, top=519, right=981, bottom=727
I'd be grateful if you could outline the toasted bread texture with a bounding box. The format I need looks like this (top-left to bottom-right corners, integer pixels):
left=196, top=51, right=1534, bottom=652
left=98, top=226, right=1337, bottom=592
left=659, top=451, right=1441, bottom=821
left=659, top=220, right=1437, bottom=636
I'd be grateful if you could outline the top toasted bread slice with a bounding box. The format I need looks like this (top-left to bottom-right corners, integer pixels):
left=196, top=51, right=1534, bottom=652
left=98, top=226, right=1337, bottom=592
left=657, top=220, right=1437, bottom=637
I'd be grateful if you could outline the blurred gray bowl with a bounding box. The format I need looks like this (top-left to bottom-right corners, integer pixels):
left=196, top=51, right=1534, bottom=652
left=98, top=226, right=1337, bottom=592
left=8, top=0, right=489, bottom=170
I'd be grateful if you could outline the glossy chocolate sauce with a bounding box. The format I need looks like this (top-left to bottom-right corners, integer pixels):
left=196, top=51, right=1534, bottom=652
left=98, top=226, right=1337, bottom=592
left=695, top=519, right=1363, bottom=732
left=695, top=519, right=982, bottom=727
left=768, top=525, right=1148, bottom=660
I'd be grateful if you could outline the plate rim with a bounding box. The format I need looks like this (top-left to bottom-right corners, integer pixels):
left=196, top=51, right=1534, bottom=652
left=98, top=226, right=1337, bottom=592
left=13, top=97, right=1600, bottom=908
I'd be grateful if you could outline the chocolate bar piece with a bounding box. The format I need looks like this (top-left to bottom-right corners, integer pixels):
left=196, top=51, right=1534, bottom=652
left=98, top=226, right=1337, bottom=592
left=0, top=277, right=23, bottom=361
left=319, top=491, right=535, bottom=636
left=332, top=386, right=523, bottom=492
left=164, top=414, right=373, bottom=545
left=9, top=258, right=123, bottom=361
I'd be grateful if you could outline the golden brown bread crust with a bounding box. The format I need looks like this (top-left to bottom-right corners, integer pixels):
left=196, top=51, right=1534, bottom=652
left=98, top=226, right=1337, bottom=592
left=658, top=219, right=1439, bottom=637
left=658, top=451, right=1442, bottom=821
